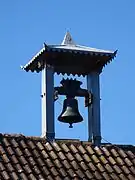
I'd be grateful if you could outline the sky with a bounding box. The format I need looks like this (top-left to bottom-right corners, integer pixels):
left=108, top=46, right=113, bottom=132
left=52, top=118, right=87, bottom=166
left=0, top=1, right=135, bottom=145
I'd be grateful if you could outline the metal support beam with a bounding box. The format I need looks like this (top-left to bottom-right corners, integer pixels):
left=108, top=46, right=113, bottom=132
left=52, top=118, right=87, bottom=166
left=87, top=74, right=93, bottom=142
left=41, top=64, right=55, bottom=141
left=91, top=72, right=101, bottom=146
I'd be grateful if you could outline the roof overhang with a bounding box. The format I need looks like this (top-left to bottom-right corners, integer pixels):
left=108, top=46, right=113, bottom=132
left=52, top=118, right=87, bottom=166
left=21, top=32, right=117, bottom=76
left=22, top=44, right=117, bottom=76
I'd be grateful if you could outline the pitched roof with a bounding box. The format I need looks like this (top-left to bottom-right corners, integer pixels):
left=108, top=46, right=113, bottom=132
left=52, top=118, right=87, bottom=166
left=0, top=134, right=135, bottom=180
left=21, top=32, right=117, bottom=75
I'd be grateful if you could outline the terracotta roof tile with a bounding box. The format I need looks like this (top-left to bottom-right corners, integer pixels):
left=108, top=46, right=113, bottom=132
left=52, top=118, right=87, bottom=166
left=53, top=159, right=62, bottom=168
left=74, top=153, right=83, bottom=162
left=33, top=149, right=41, bottom=158
left=69, top=144, right=78, bottom=154
left=62, top=159, right=71, bottom=169
left=45, top=158, right=54, bottom=168
left=119, top=149, right=127, bottom=158
left=5, top=163, right=15, bottom=173
left=66, top=152, right=75, bottom=161
left=67, top=168, right=75, bottom=178
left=94, top=146, right=103, bottom=156
left=45, top=142, right=53, bottom=151
left=18, top=173, right=28, bottom=180
left=3, top=138, right=10, bottom=147
left=47, top=174, right=54, bottom=180
left=108, top=156, right=116, bottom=165
left=28, top=173, right=36, bottom=180
left=11, top=155, right=19, bottom=164
left=99, top=155, right=108, bottom=164
left=52, top=142, right=62, bottom=152
left=1, top=170, right=10, bottom=180
left=41, top=165, right=50, bottom=176
left=41, top=149, right=49, bottom=159
left=130, top=166, right=135, bottom=175
left=110, top=172, right=121, bottom=180
left=94, top=170, right=103, bottom=179
left=102, top=172, right=110, bottom=179
left=2, top=154, right=10, bottom=163
left=85, top=169, right=94, bottom=179
left=83, top=153, right=92, bottom=163
left=55, top=175, right=63, bottom=180
left=14, top=148, right=21, bottom=157
left=113, top=164, right=122, bottom=174
left=97, top=162, right=105, bottom=172
left=127, top=150, right=135, bottom=159
left=88, top=161, right=97, bottom=171
left=50, top=166, right=59, bottom=177
left=119, top=173, right=128, bottom=180
left=102, top=147, right=111, bottom=157
left=58, top=167, right=67, bottom=177
left=61, top=143, right=70, bottom=152
left=0, top=134, right=135, bottom=179
left=105, top=163, right=114, bottom=173
left=71, top=160, right=80, bottom=170
left=23, top=148, right=32, bottom=158
left=116, top=156, right=124, bottom=166
left=79, top=161, right=88, bottom=171
left=0, top=162, right=6, bottom=171
left=78, top=145, right=87, bottom=154
left=91, top=154, right=100, bottom=163
left=121, top=165, right=131, bottom=174
left=128, top=174, right=135, bottom=180
left=19, top=156, right=28, bottom=165
left=111, top=148, right=119, bottom=157
left=86, top=145, right=95, bottom=155
left=75, top=168, right=85, bottom=178
left=10, top=172, right=18, bottom=180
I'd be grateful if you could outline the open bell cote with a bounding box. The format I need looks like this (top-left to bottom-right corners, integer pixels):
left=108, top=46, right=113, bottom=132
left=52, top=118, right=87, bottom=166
left=22, top=32, right=117, bottom=146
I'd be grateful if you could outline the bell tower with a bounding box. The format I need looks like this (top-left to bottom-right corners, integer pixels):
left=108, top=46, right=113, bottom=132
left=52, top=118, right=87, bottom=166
left=22, top=32, right=117, bottom=145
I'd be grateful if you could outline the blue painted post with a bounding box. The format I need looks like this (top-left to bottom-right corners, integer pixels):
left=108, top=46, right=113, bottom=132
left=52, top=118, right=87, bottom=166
left=87, top=74, right=93, bottom=142
left=41, top=64, right=55, bottom=141
left=91, top=71, right=101, bottom=146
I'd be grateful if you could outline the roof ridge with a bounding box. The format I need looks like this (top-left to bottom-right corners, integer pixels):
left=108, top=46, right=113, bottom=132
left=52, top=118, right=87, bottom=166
left=105, top=144, right=135, bottom=151
left=0, top=133, right=134, bottom=148
left=0, top=133, right=46, bottom=141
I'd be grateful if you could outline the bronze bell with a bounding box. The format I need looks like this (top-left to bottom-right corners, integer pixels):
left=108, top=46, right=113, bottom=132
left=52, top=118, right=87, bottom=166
left=58, top=98, right=83, bottom=128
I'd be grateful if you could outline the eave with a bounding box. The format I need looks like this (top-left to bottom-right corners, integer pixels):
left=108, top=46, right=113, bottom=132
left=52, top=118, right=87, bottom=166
left=21, top=44, right=117, bottom=76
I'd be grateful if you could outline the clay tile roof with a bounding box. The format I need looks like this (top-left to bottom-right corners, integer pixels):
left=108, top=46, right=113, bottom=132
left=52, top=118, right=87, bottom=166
left=0, top=134, right=135, bottom=180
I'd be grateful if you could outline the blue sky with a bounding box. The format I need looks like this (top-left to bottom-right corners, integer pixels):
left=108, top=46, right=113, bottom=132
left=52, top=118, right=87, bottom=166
left=0, top=1, right=135, bottom=144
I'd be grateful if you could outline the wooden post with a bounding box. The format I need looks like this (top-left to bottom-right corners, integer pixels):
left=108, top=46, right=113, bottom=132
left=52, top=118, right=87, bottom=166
left=41, top=64, right=55, bottom=141
left=91, top=71, right=101, bottom=146
left=87, top=74, right=93, bottom=142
